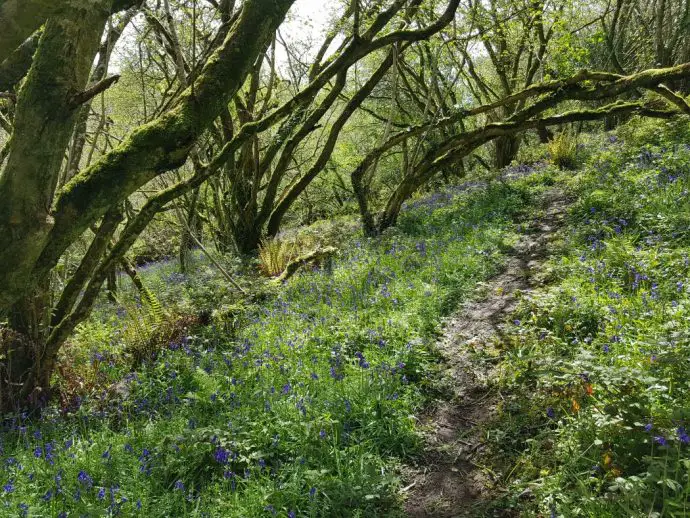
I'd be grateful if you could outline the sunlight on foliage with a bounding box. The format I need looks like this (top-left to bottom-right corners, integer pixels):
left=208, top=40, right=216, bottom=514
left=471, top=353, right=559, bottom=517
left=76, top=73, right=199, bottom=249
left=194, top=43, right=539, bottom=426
left=548, top=129, right=579, bottom=170
left=258, top=237, right=297, bottom=277
left=487, top=119, right=690, bottom=517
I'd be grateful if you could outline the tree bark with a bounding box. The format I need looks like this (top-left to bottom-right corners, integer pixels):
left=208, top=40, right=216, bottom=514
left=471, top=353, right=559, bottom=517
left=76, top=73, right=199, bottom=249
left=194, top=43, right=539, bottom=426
left=0, top=0, right=296, bottom=410
left=493, top=135, right=521, bottom=169
left=0, top=0, right=115, bottom=334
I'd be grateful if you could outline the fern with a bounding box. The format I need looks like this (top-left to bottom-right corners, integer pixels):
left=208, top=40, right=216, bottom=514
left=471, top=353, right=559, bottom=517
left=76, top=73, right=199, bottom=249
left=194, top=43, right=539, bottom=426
left=117, top=287, right=167, bottom=364
left=548, top=130, right=579, bottom=170
left=258, top=237, right=296, bottom=277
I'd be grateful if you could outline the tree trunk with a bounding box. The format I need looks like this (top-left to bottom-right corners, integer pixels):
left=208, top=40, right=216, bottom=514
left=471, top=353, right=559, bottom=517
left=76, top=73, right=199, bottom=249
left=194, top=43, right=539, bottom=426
left=233, top=217, right=263, bottom=255
left=2, top=278, right=55, bottom=411
left=179, top=187, right=200, bottom=273
left=377, top=174, right=424, bottom=233
left=351, top=164, right=378, bottom=237
left=0, top=0, right=114, bottom=311
left=537, top=123, right=552, bottom=143
left=0, top=0, right=297, bottom=312
left=106, top=267, right=118, bottom=303
left=493, top=135, right=521, bottom=169
left=0, top=329, right=53, bottom=412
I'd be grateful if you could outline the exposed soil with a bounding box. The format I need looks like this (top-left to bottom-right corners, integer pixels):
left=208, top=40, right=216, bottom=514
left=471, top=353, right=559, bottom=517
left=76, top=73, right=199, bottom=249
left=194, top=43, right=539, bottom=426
left=403, top=188, right=570, bottom=517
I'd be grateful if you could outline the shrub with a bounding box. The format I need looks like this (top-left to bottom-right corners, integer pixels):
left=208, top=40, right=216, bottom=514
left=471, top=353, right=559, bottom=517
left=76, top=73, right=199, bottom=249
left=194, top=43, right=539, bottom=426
left=548, top=130, right=579, bottom=170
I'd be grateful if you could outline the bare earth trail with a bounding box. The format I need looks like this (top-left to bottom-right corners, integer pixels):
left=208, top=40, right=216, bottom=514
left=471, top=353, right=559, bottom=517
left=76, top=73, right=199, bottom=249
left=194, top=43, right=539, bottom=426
left=403, top=188, right=571, bottom=517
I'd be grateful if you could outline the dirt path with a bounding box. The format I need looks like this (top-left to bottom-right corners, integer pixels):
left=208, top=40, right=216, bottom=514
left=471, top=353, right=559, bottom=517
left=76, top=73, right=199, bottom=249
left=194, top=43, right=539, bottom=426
left=403, top=188, right=570, bottom=517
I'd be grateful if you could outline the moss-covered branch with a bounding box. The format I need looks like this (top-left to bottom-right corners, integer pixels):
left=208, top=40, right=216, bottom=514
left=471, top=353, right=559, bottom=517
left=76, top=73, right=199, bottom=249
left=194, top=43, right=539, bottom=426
left=0, top=0, right=66, bottom=62
left=0, top=29, right=41, bottom=92
left=0, top=0, right=296, bottom=313
left=375, top=101, right=681, bottom=232
left=0, top=0, right=115, bottom=311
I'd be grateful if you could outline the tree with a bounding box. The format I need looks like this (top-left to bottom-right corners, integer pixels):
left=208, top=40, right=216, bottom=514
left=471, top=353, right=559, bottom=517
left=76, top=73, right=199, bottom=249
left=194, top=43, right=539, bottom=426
left=0, top=0, right=297, bottom=411
left=351, top=64, right=690, bottom=234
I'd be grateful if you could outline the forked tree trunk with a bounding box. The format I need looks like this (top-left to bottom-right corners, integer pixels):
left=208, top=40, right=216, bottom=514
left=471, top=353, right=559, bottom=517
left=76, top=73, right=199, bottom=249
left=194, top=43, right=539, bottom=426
left=0, top=0, right=114, bottom=312
left=1, top=0, right=297, bottom=411
left=0, top=1, right=114, bottom=412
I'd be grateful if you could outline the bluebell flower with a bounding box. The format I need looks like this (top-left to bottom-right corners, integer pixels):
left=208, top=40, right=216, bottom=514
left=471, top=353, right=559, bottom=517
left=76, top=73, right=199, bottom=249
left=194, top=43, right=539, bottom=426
left=654, top=435, right=668, bottom=447
left=546, top=407, right=555, bottom=419
left=3, top=480, right=14, bottom=493
left=97, top=487, right=106, bottom=500
left=78, top=470, right=93, bottom=489
left=174, top=480, right=185, bottom=491
left=678, top=427, right=690, bottom=445
left=214, top=447, right=230, bottom=465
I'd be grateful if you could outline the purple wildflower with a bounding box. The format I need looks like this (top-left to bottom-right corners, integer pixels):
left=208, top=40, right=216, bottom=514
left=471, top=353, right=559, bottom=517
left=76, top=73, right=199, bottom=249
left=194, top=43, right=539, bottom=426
left=214, top=447, right=230, bottom=465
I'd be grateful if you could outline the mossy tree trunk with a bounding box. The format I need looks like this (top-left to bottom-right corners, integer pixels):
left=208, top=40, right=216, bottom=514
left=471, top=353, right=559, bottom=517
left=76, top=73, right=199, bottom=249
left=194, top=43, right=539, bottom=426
left=493, top=135, right=522, bottom=169
left=0, top=0, right=115, bottom=410
left=0, top=0, right=297, bottom=312
left=0, top=0, right=297, bottom=411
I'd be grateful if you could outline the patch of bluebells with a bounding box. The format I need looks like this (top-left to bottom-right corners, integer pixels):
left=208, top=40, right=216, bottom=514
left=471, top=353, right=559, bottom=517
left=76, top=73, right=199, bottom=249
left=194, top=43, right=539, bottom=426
left=0, top=173, right=533, bottom=516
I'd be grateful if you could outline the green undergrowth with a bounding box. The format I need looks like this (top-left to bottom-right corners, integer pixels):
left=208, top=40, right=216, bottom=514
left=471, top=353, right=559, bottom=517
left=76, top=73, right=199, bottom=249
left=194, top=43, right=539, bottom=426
left=0, top=174, right=548, bottom=516
left=485, top=121, right=690, bottom=517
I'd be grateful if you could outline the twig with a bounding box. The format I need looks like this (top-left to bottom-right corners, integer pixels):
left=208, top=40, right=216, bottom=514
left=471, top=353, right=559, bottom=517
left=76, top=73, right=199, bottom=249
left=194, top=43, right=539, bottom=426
left=400, top=481, right=417, bottom=493
left=70, top=75, right=121, bottom=107
left=173, top=202, right=246, bottom=294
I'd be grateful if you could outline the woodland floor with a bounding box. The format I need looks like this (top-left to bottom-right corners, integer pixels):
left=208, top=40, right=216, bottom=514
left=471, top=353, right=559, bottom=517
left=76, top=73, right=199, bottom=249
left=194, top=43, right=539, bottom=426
left=403, top=187, right=571, bottom=517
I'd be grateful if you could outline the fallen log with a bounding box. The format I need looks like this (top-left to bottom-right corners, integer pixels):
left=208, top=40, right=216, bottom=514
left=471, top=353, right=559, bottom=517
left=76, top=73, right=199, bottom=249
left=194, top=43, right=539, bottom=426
left=273, top=246, right=337, bottom=283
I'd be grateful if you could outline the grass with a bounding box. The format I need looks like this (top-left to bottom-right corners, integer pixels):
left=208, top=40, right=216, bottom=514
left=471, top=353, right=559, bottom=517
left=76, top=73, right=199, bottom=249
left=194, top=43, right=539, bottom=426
left=484, top=124, right=690, bottom=517
left=0, top=174, right=544, bottom=516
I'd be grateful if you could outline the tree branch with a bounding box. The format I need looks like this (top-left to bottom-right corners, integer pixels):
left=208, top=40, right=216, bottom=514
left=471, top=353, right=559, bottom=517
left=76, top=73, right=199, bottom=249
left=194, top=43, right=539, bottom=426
left=69, top=75, right=121, bottom=107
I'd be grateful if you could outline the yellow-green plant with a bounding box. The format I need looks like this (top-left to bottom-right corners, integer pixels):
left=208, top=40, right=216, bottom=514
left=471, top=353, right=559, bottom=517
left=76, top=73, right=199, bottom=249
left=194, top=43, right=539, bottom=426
left=119, top=288, right=170, bottom=364
left=258, top=237, right=296, bottom=277
left=548, top=130, right=579, bottom=170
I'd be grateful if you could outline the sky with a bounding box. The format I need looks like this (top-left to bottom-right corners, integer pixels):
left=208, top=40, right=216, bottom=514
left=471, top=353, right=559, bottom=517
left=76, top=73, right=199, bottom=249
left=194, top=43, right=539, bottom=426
left=278, top=0, right=342, bottom=65
left=286, top=0, right=334, bottom=33
left=111, top=0, right=339, bottom=74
